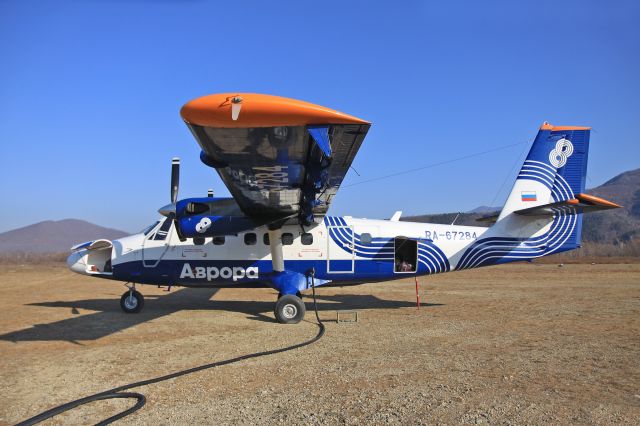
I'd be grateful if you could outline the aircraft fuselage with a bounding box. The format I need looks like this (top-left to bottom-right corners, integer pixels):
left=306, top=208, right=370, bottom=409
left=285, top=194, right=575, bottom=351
left=67, top=216, right=492, bottom=290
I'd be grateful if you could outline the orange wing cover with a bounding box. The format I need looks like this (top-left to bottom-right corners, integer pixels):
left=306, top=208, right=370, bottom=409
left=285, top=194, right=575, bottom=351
left=181, top=93, right=369, bottom=128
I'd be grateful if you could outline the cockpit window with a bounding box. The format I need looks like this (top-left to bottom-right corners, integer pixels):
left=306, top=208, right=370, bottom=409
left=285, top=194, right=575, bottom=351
left=153, top=218, right=173, bottom=240
left=141, top=221, right=160, bottom=236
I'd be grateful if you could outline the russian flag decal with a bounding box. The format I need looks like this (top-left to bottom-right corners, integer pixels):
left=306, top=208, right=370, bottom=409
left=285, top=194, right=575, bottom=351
left=521, top=191, right=537, bottom=202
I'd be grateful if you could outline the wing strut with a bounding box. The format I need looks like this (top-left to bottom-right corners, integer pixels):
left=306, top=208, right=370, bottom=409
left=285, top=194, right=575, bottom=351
left=268, top=229, right=285, bottom=272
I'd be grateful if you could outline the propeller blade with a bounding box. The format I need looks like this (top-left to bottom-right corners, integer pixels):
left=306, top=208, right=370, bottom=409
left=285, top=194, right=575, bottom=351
left=171, top=157, right=180, bottom=204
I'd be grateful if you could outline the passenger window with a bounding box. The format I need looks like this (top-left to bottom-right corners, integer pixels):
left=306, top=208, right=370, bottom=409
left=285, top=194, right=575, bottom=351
left=244, top=233, right=257, bottom=245
left=361, top=233, right=372, bottom=245
left=282, top=233, right=293, bottom=245
left=263, top=233, right=270, bottom=245
left=301, top=233, right=313, bottom=245
left=212, top=236, right=225, bottom=245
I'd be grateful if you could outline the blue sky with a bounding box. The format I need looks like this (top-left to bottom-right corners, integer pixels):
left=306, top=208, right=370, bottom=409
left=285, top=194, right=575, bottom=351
left=1, top=0, right=638, bottom=233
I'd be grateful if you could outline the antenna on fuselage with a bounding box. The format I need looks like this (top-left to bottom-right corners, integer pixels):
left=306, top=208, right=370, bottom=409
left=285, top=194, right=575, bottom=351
left=207, top=189, right=214, bottom=198
left=451, top=212, right=461, bottom=226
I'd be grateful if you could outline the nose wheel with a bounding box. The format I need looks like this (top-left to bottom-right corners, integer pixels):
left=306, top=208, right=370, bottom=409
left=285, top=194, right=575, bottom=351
left=120, top=288, right=144, bottom=313
left=274, top=294, right=306, bottom=324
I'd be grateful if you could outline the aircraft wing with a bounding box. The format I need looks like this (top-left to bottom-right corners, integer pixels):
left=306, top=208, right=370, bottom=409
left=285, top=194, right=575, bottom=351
left=180, top=93, right=370, bottom=224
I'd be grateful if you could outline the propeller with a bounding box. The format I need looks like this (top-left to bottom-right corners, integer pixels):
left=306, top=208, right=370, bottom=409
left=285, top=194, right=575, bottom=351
left=159, top=157, right=180, bottom=217
left=159, top=157, right=187, bottom=241
left=171, top=157, right=180, bottom=204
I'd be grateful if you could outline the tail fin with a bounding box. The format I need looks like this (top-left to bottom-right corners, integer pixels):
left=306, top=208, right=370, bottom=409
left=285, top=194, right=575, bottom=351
left=499, top=123, right=590, bottom=219
left=497, top=122, right=590, bottom=254
left=455, top=123, right=617, bottom=269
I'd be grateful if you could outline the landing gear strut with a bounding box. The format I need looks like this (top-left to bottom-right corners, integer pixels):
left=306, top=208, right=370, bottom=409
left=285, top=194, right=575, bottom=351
left=274, top=294, right=306, bottom=324
left=120, top=284, right=144, bottom=313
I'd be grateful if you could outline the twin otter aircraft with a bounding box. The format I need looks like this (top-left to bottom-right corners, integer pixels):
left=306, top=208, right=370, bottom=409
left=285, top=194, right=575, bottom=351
left=67, top=93, right=620, bottom=323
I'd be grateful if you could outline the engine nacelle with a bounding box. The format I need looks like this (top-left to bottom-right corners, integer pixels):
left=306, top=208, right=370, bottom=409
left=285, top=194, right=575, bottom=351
left=175, top=197, right=287, bottom=238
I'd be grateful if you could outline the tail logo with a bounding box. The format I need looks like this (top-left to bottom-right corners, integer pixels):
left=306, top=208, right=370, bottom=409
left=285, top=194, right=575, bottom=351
left=549, top=138, right=574, bottom=168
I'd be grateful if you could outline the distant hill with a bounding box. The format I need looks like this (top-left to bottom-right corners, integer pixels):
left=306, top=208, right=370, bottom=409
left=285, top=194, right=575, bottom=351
left=0, top=219, right=129, bottom=253
left=403, top=168, right=640, bottom=245
left=468, top=205, right=500, bottom=214
left=582, top=168, right=640, bottom=243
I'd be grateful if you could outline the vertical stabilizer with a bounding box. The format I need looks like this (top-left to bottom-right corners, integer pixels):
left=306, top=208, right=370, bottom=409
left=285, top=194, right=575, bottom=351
left=495, top=122, right=590, bottom=254
left=499, top=123, right=590, bottom=220
left=456, top=123, right=592, bottom=269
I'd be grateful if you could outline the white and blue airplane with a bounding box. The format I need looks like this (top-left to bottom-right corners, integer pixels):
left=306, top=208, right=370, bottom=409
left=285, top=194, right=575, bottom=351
left=67, top=93, right=620, bottom=324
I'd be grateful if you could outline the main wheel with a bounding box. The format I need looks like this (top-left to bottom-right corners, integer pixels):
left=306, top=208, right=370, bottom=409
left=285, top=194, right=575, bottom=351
left=120, top=290, right=144, bottom=313
left=274, top=294, right=306, bottom=324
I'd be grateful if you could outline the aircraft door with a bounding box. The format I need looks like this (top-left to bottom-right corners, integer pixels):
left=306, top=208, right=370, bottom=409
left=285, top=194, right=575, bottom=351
left=327, top=225, right=354, bottom=273
left=142, top=218, right=173, bottom=267
left=394, top=237, right=418, bottom=274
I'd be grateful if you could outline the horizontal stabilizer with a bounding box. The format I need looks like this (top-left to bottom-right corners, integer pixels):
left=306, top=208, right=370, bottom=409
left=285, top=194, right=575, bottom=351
left=514, top=193, right=621, bottom=216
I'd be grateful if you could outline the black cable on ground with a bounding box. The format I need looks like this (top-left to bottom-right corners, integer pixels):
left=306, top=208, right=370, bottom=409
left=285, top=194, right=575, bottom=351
left=17, top=279, right=325, bottom=426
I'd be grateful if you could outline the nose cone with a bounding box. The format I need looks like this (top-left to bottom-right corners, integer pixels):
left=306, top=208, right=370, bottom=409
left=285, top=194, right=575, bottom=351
left=158, top=203, right=176, bottom=217
left=67, top=251, right=87, bottom=274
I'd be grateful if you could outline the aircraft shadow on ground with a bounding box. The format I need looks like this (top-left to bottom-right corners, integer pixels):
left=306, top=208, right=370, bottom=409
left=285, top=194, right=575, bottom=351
left=0, top=288, right=443, bottom=343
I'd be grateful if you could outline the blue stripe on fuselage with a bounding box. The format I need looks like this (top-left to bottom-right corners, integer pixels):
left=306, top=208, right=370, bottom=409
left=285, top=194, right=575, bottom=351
left=112, top=257, right=434, bottom=289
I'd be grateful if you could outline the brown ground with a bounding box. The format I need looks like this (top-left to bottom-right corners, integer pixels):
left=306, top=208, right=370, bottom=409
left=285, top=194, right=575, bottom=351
left=0, top=263, right=639, bottom=425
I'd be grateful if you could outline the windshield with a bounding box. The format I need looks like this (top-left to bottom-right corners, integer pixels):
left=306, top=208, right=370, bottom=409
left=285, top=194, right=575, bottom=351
left=140, top=221, right=160, bottom=236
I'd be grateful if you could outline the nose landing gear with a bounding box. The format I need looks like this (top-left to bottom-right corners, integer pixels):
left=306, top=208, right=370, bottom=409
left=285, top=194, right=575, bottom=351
left=120, top=283, right=144, bottom=313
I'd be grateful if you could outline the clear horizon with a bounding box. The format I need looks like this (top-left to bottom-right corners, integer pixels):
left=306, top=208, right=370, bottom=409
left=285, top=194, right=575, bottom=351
left=1, top=0, right=639, bottom=233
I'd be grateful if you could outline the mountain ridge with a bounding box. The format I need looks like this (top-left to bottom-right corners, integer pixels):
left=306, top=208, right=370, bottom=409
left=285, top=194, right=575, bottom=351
left=403, top=168, right=640, bottom=245
left=0, top=219, right=129, bottom=253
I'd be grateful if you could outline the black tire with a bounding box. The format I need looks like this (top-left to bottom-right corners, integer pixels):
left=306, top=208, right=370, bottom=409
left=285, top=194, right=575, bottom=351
left=277, top=291, right=301, bottom=299
left=274, top=294, right=306, bottom=324
left=120, top=290, right=144, bottom=314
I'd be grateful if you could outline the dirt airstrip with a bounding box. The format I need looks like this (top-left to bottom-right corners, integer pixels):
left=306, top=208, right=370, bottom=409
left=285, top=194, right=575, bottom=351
left=0, top=262, right=639, bottom=425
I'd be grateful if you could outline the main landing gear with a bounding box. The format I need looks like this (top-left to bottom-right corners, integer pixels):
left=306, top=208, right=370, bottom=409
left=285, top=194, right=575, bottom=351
left=274, top=293, right=306, bottom=324
left=120, top=283, right=144, bottom=314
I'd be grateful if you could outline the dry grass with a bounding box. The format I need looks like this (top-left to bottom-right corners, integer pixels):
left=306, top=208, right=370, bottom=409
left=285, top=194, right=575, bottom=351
left=1, top=263, right=639, bottom=424
left=0, top=252, right=67, bottom=265
left=559, top=240, right=640, bottom=258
